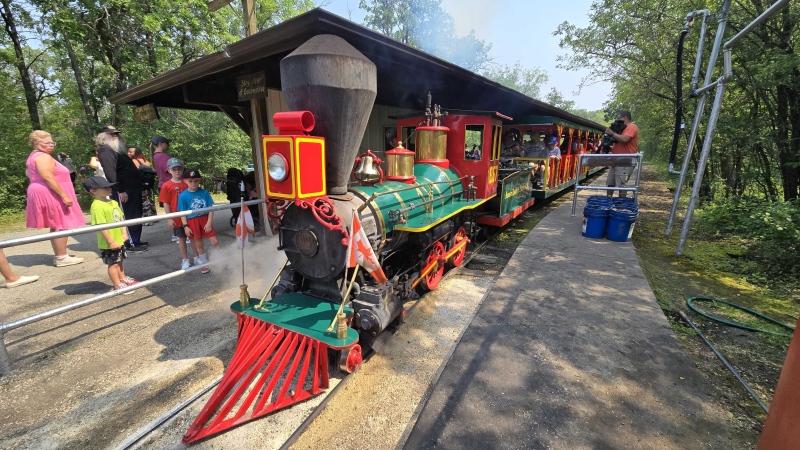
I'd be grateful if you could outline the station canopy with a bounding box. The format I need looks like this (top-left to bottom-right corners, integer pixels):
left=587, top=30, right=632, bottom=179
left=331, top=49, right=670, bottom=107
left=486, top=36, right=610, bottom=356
left=111, top=8, right=604, bottom=134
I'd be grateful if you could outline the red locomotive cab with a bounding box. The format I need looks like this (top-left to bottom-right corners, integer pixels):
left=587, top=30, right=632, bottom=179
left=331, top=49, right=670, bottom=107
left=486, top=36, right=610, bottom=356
left=263, top=111, right=326, bottom=201
left=443, top=112, right=507, bottom=199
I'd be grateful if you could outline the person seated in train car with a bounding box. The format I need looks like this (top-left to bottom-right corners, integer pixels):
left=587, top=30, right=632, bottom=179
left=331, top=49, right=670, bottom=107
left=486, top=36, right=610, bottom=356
left=559, top=138, right=569, bottom=155
left=545, top=135, right=562, bottom=159
left=523, top=132, right=548, bottom=188
left=385, top=129, right=398, bottom=151
left=501, top=129, right=522, bottom=157
left=465, top=144, right=482, bottom=160
left=522, top=131, right=545, bottom=157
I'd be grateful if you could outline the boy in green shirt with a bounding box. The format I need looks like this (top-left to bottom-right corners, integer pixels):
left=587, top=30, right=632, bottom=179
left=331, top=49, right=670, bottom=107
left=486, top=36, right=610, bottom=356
left=83, top=176, right=139, bottom=293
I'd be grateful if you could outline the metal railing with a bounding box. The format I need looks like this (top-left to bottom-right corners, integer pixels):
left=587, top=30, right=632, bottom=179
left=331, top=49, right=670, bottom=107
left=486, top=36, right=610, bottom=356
left=0, top=198, right=264, bottom=376
left=571, top=154, right=643, bottom=216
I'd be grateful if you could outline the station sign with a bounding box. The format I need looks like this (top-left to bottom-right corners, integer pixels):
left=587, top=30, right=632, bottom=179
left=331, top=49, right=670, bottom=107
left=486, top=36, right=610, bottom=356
left=236, top=72, right=267, bottom=101
left=133, top=103, right=159, bottom=123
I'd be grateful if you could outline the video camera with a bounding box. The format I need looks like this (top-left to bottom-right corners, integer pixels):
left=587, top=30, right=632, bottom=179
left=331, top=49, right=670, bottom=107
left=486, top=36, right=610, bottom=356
left=600, top=119, right=627, bottom=153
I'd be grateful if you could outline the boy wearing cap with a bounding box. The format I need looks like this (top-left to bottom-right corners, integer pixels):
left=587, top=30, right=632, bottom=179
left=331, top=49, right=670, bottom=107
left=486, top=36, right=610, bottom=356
left=160, top=158, right=193, bottom=269
left=84, top=176, right=139, bottom=293
left=178, top=169, right=218, bottom=274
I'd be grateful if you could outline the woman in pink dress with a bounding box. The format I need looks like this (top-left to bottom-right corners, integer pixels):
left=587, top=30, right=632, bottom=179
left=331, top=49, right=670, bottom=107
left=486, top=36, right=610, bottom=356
left=26, top=130, right=85, bottom=267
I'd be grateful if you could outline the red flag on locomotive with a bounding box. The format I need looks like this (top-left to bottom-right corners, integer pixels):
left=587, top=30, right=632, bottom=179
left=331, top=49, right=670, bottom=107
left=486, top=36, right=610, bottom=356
left=235, top=204, right=255, bottom=249
left=347, top=210, right=388, bottom=283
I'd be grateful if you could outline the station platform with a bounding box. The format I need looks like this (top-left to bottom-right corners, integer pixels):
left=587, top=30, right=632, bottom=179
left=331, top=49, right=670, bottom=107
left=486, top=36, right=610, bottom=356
left=401, top=189, right=733, bottom=449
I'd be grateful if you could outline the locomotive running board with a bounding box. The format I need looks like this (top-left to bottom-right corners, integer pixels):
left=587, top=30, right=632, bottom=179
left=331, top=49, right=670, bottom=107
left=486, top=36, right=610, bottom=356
left=182, top=294, right=358, bottom=444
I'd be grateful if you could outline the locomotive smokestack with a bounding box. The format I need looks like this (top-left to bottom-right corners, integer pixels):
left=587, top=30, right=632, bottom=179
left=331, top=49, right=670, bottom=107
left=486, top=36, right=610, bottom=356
left=280, top=35, right=377, bottom=195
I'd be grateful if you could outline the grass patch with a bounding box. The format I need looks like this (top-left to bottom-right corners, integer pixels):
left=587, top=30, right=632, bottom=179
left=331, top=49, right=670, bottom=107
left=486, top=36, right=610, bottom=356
left=0, top=210, right=27, bottom=233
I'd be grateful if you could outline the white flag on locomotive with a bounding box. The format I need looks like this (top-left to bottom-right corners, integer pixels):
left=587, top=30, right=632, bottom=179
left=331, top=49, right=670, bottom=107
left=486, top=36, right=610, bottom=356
left=235, top=204, right=255, bottom=249
left=347, top=211, right=388, bottom=283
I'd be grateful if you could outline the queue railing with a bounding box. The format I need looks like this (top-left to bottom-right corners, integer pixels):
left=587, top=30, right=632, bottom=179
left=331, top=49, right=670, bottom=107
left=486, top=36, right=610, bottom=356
left=0, top=198, right=264, bottom=376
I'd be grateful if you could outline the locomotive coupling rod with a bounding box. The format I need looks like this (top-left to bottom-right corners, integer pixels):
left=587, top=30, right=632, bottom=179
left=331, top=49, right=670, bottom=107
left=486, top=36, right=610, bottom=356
left=411, top=259, right=441, bottom=289
left=357, top=177, right=466, bottom=213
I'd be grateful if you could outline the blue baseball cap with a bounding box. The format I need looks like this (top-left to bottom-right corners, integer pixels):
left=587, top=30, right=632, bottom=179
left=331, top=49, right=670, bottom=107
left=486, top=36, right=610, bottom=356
left=547, top=136, right=559, bottom=145
left=167, top=158, right=184, bottom=169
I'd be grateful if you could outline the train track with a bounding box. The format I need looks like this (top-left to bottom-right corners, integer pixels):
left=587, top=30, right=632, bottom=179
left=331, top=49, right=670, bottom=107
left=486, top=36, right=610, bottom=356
left=115, top=181, right=591, bottom=449
left=116, top=236, right=492, bottom=450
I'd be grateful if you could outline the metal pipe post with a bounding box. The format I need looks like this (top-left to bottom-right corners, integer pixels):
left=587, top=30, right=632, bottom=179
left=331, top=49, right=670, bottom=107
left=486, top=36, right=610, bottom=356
left=666, top=94, right=709, bottom=234
left=571, top=155, right=584, bottom=216
left=666, top=0, right=731, bottom=234
left=677, top=79, right=727, bottom=255
left=0, top=333, right=11, bottom=375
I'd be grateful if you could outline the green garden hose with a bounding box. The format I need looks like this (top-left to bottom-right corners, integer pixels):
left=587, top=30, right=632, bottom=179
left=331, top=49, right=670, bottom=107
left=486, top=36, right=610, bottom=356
left=686, top=296, right=795, bottom=338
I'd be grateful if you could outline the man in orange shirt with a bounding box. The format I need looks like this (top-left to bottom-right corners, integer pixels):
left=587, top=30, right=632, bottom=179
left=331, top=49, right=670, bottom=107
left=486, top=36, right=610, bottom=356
left=605, top=111, right=639, bottom=198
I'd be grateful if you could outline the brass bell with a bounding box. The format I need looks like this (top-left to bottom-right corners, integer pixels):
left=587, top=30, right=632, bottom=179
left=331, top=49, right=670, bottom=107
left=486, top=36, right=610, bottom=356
left=354, top=155, right=381, bottom=182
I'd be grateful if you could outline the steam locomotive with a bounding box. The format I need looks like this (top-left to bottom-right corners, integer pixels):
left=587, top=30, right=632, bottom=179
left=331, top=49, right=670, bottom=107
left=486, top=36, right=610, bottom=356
left=182, top=34, right=596, bottom=444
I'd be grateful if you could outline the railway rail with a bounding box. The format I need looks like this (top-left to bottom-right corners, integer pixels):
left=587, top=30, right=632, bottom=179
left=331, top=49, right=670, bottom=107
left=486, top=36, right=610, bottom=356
left=117, top=236, right=491, bottom=449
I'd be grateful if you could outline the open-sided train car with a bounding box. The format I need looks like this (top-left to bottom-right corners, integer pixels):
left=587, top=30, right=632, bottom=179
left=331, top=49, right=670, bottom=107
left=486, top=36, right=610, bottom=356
left=502, top=116, right=605, bottom=201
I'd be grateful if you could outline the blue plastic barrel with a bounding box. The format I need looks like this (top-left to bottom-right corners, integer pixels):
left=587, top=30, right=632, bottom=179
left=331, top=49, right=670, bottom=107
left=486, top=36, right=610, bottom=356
left=606, top=207, right=638, bottom=242
left=582, top=205, right=610, bottom=239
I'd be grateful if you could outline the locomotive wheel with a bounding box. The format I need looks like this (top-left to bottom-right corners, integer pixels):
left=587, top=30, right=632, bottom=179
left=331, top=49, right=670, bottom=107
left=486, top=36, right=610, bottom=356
left=448, top=227, right=468, bottom=268
left=338, top=344, right=363, bottom=373
left=422, top=241, right=446, bottom=291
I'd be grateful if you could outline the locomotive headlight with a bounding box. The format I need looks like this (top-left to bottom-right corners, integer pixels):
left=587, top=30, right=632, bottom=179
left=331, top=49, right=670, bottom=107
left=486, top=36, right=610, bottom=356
left=267, top=153, right=288, bottom=182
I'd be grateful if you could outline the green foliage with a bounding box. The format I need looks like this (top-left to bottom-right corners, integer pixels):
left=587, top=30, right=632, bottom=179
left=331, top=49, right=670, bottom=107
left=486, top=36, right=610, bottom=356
left=555, top=0, right=800, bottom=198
left=0, top=69, right=33, bottom=213
left=482, top=62, right=548, bottom=99
left=697, top=198, right=800, bottom=283
left=0, top=0, right=314, bottom=216
left=359, top=0, right=492, bottom=72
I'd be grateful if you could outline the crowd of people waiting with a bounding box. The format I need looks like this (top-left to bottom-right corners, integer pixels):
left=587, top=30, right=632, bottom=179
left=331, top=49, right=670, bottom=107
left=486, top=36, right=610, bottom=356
left=2, top=125, right=224, bottom=291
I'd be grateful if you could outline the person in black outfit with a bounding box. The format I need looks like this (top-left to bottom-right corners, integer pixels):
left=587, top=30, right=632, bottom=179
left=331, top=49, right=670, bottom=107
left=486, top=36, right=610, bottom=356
left=95, top=125, right=147, bottom=251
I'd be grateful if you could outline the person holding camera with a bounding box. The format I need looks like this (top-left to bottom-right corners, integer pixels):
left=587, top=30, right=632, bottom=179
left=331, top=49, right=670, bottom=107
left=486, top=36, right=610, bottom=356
left=605, top=111, right=639, bottom=198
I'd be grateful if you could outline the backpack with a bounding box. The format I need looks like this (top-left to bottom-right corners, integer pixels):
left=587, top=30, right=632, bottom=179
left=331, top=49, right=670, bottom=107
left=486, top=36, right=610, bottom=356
left=140, top=165, right=157, bottom=189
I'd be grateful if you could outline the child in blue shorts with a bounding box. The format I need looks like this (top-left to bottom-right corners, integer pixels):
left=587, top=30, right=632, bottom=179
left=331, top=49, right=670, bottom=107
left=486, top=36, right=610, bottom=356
left=84, top=176, right=139, bottom=293
left=178, top=169, right=219, bottom=273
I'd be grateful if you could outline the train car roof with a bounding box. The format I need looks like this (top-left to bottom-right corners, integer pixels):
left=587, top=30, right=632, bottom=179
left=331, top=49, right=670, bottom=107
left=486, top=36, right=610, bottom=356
left=391, top=110, right=513, bottom=121
left=509, top=115, right=603, bottom=134
left=110, top=8, right=604, bottom=134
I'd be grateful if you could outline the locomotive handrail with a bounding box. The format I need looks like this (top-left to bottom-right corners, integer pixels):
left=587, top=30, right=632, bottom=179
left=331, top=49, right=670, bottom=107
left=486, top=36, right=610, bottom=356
left=0, top=198, right=264, bottom=376
left=356, top=177, right=467, bottom=213
left=388, top=190, right=464, bottom=221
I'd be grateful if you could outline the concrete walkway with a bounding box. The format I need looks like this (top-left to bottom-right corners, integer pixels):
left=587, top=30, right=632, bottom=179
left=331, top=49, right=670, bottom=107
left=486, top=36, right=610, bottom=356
left=403, top=189, right=734, bottom=449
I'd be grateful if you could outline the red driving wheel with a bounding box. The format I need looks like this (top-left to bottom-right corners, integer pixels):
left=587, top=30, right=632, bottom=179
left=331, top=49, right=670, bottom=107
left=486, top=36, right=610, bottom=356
left=422, top=241, right=446, bottom=291
left=448, top=227, right=468, bottom=268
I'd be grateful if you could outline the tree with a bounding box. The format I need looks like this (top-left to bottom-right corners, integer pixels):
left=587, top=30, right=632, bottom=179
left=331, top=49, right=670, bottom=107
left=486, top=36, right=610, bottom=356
left=1, top=0, right=40, bottom=130
left=555, top=0, right=800, bottom=201
left=481, top=62, right=548, bottom=99
left=360, top=0, right=492, bottom=72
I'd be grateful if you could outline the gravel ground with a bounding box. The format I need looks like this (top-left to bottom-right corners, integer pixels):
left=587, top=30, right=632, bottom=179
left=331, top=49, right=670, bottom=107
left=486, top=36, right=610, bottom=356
left=0, top=209, right=498, bottom=450
left=0, top=209, right=287, bottom=449
left=290, top=270, right=496, bottom=450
